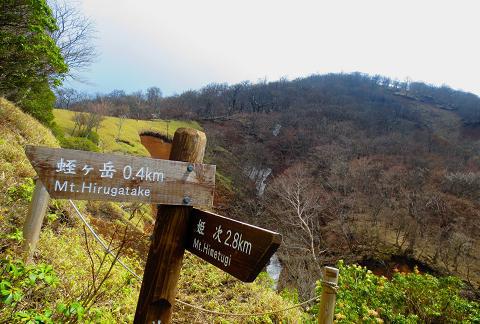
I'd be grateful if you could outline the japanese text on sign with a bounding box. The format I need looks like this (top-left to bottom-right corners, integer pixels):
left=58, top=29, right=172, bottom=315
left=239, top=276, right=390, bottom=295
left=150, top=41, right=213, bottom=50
left=56, top=158, right=164, bottom=182
left=54, top=158, right=164, bottom=198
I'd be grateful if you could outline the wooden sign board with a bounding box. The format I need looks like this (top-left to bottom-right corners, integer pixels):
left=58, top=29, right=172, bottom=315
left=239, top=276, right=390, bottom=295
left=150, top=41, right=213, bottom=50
left=25, top=146, right=215, bottom=206
left=186, top=209, right=281, bottom=282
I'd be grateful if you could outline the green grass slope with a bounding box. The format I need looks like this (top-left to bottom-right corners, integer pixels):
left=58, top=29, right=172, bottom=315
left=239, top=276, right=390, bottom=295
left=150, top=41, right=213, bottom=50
left=0, top=98, right=59, bottom=212
left=53, top=109, right=201, bottom=156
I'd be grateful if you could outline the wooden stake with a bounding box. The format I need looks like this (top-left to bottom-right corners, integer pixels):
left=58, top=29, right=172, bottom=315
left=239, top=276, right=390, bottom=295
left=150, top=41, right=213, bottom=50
left=134, top=128, right=207, bottom=324
left=318, top=266, right=339, bottom=324
left=23, top=179, right=50, bottom=263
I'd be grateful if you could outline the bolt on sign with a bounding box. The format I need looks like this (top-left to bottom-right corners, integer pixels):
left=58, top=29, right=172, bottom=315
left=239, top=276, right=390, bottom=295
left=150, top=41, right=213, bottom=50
left=25, top=145, right=216, bottom=206
left=186, top=208, right=282, bottom=282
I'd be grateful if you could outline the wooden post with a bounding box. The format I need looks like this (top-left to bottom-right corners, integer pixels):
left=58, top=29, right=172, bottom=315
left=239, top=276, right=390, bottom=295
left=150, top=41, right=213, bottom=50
left=23, top=179, right=50, bottom=263
left=318, top=266, right=339, bottom=324
left=134, top=128, right=207, bottom=324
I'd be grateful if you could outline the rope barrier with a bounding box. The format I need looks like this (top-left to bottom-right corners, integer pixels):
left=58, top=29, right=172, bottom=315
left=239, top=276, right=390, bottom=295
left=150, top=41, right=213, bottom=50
left=321, top=281, right=339, bottom=293
left=68, top=200, right=142, bottom=281
left=175, top=295, right=319, bottom=317
left=68, top=199, right=323, bottom=318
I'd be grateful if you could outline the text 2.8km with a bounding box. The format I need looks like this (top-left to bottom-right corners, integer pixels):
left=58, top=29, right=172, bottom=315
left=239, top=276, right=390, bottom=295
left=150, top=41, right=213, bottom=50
left=223, top=230, right=252, bottom=255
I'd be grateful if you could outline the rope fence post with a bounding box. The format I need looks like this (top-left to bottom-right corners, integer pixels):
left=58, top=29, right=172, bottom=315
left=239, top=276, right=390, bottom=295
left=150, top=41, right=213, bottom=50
left=318, top=266, right=339, bottom=324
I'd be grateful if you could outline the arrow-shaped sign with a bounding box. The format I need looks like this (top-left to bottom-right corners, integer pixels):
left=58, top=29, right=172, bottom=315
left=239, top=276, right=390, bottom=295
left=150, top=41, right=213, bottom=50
left=186, top=208, right=281, bottom=282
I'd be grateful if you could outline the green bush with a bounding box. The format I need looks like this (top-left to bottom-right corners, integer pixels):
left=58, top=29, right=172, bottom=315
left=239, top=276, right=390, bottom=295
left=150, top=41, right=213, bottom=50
left=314, top=261, right=480, bottom=323
left=54, top=123, right=100, bottom=150
left=0, top=257, right=58, bottom=322
left=86, top=130, right=100, bottom=144
left=0, top=257, right=91, bottom=323
left=60, top=136, right=99, bottom=152
left=19, top=82, right=57, bottom=126
left=6, top=178, right=35, bottom=203
left=49, top=122, right=66, bottom=141
left=0, top=0, right=67, bottom=126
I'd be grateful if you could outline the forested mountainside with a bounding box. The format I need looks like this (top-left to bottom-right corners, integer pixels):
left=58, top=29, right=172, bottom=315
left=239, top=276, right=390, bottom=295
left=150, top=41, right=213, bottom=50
left=66, top=73, right=480, bottom=301
left=205, top=75, right=480, bottom=300
left=203, top=74, right=480, bottom=300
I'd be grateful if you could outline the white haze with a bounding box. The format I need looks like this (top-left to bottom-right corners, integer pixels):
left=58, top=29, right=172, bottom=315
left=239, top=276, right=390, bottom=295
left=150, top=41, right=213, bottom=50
left=69, top=0, right=480, bottom=96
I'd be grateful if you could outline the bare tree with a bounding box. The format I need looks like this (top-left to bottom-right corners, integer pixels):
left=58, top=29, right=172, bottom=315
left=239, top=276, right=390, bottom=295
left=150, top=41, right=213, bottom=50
left=115, top=115, right=126, bottom=141
left=263, top=165, right=333, bottom=298
left=49, top=0, right=97, bottom=79
left=71, top=103, right=106, bottom=138
left=54, top=87, right=83, bottom=108
left=266, top=165, right=325, bottom=263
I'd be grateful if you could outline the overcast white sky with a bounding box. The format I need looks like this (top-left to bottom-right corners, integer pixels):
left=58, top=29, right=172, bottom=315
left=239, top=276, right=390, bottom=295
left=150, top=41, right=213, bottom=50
left=68, top=0, right=480, bottom=96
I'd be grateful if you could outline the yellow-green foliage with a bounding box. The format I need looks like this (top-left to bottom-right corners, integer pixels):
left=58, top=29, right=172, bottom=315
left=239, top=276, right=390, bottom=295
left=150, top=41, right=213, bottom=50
left=314, top=261, right=480, bottom=323
left=0, top=99, right=141, bottom=322
left=37, top=227, right=142, bottom=323
left=176, top=253, right=305, bottom=323
left=0, top=98, right=59, bottom=187
left=0, top=97, right=59, bottom=222
left=53, top=109, right=201, bottom=156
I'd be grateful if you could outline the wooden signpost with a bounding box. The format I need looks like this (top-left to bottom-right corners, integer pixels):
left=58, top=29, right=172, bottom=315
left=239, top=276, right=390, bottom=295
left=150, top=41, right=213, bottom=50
left=133, top=128, right=208, bottom=323
left=186, top=209, right=281, bottom=282
left=24, top=128, right=282, bottom=324
left=25, top=145, right=216, bottom=206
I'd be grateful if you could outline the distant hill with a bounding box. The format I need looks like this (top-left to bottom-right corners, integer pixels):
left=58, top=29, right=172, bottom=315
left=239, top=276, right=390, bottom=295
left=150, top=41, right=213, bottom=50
left=157, top=73, right=480, bottom=299
left=157, top=73, right=480, bottom=125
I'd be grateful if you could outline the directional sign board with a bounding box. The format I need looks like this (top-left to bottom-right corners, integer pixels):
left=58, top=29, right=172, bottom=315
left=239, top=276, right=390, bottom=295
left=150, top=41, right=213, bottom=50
left=186, top=208, right=281, bottom=282
left=25, top=146, right=215, bottom=206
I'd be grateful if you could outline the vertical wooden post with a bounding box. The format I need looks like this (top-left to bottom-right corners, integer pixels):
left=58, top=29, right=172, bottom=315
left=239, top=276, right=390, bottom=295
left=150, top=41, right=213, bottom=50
left=134, top=128, right=207, bottom=324
left=318, top=266, right=339, bottom=324
left=23, top=179, right=50, bottom=263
